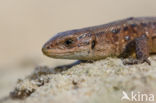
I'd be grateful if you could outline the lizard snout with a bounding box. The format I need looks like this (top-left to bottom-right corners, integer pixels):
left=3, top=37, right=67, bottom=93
left=42, top=42, right=51, bottom=56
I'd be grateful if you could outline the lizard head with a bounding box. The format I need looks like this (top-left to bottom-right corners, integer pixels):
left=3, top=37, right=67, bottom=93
left=42, top=29, right=96, bottom=60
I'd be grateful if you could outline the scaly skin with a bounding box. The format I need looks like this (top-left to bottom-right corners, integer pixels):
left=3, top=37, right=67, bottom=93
left=42, top=17, right=156, bottom=65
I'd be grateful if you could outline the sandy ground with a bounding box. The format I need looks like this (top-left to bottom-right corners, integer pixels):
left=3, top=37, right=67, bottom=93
left=1, top=57, right=156, bottom=103
left=1, top=0, right=156, bottom=103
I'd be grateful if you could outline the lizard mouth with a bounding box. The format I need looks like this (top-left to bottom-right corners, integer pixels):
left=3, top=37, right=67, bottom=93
left=42, top=47, right=90, bottom=60
left=42, top=49, right=70, bottom=57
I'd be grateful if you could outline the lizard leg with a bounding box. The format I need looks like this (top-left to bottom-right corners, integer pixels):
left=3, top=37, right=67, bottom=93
left=122, top=35, right=151, bottom=65
left=119, top=39, right=135, bottom=58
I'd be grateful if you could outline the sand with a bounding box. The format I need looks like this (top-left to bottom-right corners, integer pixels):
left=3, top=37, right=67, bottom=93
left=1, top=57, right=156, bottom=103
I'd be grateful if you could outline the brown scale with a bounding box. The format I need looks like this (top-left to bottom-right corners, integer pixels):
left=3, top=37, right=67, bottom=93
left=102, top=19, right=156, bottom=65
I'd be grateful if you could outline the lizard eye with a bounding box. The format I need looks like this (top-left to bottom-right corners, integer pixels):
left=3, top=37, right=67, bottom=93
left=64, top=39, right=73, bottom=46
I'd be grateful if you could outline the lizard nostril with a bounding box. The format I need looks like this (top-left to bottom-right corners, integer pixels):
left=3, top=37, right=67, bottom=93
left=46, top=45, right=51, bottom=49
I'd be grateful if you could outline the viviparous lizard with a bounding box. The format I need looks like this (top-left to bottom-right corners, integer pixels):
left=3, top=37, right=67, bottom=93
left=42, top=17, right=156, bottom=65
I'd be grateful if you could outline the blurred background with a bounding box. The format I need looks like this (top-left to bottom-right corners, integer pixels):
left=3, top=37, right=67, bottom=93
left=0, top=0, right=156, bottom=99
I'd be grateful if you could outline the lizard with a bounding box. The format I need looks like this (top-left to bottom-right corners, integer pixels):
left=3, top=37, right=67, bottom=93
left=42, top=17, right=156, bottom=65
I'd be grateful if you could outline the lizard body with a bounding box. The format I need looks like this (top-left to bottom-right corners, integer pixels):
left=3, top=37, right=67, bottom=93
left=42, top=17, right=156, bottom=65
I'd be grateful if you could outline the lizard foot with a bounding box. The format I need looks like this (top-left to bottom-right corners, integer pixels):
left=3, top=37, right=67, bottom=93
left=122, top=58, right=151, bottom=65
